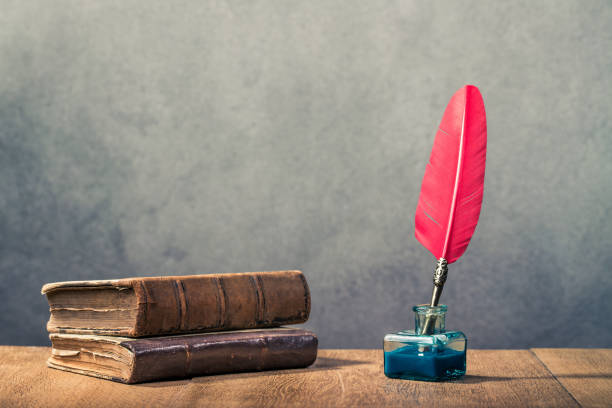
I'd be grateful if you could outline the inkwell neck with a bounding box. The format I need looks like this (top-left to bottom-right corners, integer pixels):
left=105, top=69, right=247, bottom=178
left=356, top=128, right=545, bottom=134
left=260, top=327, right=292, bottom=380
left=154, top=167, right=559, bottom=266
left=414, top=305, right=447, bottom=335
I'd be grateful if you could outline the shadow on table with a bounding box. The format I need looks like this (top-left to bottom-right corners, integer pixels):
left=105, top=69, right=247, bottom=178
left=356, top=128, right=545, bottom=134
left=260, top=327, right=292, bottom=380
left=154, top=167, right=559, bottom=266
left=459, top=373, right=612, bottom=384
left=137, top=356, right=367, bottom=388
left=556, top=373, right=612, bottom=379
left=312, top=356, right=366, bottom=369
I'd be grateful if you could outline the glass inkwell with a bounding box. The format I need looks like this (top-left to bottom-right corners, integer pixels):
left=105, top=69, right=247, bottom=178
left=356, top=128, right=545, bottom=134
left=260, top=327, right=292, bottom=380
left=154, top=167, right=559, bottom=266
left=383, top=304, right=466, bottom=381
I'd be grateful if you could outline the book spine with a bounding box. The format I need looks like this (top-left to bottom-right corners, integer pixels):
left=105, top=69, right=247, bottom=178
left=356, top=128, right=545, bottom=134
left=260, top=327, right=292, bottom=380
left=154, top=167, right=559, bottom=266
left=129, top=271, right=310, bottom=337
left=122, top=330, right=318, bottom=383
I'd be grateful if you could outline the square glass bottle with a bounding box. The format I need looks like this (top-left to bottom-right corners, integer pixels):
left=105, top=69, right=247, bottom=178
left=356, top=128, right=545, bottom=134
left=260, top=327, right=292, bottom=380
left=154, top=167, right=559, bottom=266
left=383, top=305, right=466, bottom=381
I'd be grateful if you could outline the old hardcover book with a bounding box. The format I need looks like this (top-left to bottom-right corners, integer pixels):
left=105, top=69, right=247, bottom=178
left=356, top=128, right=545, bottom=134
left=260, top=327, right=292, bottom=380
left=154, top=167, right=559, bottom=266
left=48, top=328, right=318, bottom=383
left=42, top=270, right=310, bottom=337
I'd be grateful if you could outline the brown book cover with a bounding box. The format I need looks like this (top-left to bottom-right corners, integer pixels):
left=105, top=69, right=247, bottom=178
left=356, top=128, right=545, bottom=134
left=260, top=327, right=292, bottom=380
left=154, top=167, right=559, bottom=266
left=42, top=270, right=310, bottom=337
left=47, top=328, right=318, bottom=383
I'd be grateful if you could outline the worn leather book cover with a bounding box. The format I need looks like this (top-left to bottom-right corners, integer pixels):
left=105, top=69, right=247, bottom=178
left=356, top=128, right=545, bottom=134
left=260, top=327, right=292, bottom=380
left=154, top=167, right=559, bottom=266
left=48, top=328, right=318, bottom=383
left=42, top=270, right=310, bottom=337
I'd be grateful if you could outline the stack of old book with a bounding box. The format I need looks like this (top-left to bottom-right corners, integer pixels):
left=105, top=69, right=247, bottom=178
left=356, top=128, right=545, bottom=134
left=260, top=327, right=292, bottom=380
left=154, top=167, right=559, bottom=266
left=41, top=270, right=316, bottom=383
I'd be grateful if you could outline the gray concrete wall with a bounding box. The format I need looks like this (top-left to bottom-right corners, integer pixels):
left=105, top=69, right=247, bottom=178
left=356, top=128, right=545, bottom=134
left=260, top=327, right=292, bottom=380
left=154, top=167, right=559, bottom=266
left=1, top=1, right=611, bottom=348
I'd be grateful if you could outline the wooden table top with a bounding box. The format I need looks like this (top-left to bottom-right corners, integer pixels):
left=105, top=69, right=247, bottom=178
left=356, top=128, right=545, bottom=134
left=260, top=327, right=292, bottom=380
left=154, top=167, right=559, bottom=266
left=1, top=347, right=610, bottom=407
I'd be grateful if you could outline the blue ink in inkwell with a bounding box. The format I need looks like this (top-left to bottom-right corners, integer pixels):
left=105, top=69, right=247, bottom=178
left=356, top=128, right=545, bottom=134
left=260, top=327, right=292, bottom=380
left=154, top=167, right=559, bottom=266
left=383, top=305, right=466, bottom=381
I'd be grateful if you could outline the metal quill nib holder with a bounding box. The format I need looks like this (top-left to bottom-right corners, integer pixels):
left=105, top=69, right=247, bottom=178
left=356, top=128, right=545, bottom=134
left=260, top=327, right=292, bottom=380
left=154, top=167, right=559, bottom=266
left=422, top=258, right=448, bottom=335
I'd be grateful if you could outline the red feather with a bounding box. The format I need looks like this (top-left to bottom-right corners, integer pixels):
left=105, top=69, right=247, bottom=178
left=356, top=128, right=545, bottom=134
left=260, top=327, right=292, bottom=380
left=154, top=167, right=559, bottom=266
left=415, top=85, right=487, bottom=264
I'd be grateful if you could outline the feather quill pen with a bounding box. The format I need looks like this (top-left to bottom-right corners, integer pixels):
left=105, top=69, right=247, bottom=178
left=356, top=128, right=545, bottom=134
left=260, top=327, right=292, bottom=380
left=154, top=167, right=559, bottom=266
left=415, top=85, right=487, bottom=332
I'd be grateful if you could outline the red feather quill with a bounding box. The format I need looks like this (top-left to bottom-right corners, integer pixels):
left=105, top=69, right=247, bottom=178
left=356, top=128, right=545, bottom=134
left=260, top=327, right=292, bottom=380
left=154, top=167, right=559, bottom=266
left=415, top=85, right=486, bottom=322
left=415, top=85, right=487, bottom=265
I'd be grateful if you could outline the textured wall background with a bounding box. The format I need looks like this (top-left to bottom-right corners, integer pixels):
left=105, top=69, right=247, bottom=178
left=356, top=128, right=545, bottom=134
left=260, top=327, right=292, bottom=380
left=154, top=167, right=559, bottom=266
left=1, top=1, right=611, bottom=348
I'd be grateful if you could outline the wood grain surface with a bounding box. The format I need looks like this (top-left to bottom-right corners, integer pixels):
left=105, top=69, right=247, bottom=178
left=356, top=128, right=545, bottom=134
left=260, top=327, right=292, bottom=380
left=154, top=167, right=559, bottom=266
left=0, top=347, right=608, bottom=407
left=532, top=348, right=612, bottom=408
